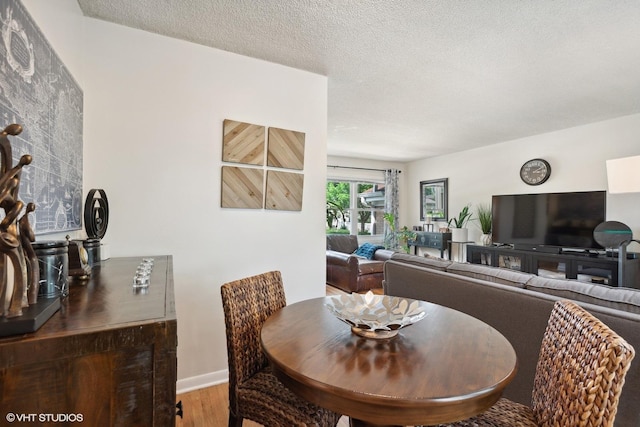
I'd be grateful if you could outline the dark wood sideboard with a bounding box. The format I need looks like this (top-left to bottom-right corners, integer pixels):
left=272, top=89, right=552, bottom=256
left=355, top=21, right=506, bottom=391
left=409, top=231, right=452, bottom=258
left=0, top=256, right=177, bottom=426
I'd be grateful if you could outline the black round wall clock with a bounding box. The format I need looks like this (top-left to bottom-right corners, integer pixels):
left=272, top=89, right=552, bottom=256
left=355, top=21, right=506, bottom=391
left=520, top=158, right=551, bottom=185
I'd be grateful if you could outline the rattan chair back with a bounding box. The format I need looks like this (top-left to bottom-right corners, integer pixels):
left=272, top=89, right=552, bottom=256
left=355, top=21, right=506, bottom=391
left=532, top=300, right=635, bottom=427
left=221, top=271, right=341, bottom=427
left=221, top=271, right=286, bottom=420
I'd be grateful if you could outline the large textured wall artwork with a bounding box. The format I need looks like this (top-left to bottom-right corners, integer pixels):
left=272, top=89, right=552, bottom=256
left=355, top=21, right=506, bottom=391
left=221, top=119, right=305, bottom=211
left=0, top=0, right=83, bottom=234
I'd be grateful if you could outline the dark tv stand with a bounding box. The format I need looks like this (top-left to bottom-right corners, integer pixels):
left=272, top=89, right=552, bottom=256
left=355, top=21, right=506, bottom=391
left=467, top=244, right=640, bottom=288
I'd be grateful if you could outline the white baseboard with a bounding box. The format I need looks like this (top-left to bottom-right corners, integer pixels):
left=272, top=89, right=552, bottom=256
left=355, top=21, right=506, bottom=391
left=177, top=369, right=228, bottom=394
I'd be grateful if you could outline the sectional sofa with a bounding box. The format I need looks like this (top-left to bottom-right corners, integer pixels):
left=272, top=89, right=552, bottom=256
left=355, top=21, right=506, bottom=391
left=383, top=252, right=640, bottom=426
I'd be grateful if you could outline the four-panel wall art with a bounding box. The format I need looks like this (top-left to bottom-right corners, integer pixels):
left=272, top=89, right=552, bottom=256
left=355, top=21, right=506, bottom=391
left=221, top=119, right=305, bottom=211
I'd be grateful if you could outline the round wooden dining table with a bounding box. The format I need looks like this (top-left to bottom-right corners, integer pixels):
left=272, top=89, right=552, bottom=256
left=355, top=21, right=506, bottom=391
left=260, top=296, right=518, bottom=427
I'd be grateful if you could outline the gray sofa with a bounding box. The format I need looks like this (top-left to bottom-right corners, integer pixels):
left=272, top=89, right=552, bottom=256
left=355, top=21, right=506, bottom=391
left=383, top=253, right=640, bottom=426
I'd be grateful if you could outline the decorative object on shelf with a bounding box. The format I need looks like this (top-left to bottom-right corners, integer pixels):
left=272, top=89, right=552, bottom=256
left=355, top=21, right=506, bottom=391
left=84, top=189, right=109, bottom=239
left=420, top=178, right=448, bottom=221
left=476, top=203, right=492, bottom=246
left=423, top=214, right=435, bottom=231
left=0, top=124, right=61, bottom=337
left=520, top=158, right=551, bottom=185
left=66, top=237, right=90, bottom=279
left=133, top=258, right=154, bottom=293
left=449, top=204, right=473, bottom=242
left=82, top=238, right=101, bottom=268
left=32, top=240, right=69, bottom=298
left=0, top=124, right=35, bottom=317
left=19, top=202, right=38, bottom=303
left=82, top=189, right=109, bottom=267
left=325, top=291, right=426, bottom=339
left=479, top=234, right=492, bottom=246
left=593, top=221, right=633, bottom=254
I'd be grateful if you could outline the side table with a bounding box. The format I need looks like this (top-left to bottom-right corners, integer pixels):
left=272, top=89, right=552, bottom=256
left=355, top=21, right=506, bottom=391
left=450, top=241, right=473, bottom=262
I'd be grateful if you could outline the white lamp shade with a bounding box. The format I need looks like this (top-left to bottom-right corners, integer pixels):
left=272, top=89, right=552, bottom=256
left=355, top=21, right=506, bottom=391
left=606, top=155, right=640, bottom=194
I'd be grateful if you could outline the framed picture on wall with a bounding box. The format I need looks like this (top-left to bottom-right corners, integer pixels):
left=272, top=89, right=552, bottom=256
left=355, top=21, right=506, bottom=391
left=420, top=178, right=448, bottom=221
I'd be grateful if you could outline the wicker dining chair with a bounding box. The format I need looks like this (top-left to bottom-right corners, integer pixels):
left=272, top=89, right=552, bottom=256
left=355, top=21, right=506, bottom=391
left=431, top=300, right=635, bottom=427
left=221, top=270, right=342, bottom=427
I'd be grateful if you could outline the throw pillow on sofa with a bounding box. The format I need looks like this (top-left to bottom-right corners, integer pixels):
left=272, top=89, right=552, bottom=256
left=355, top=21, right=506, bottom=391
left=353, top=243, right=386, bottom=260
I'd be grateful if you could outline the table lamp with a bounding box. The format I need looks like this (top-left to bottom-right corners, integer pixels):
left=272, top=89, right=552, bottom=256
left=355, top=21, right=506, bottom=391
left=606, top=155, right=640, bottom=286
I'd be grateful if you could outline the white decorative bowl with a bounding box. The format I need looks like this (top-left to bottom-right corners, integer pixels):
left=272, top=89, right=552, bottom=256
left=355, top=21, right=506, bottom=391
left=325, top=291, right=426, bottom=339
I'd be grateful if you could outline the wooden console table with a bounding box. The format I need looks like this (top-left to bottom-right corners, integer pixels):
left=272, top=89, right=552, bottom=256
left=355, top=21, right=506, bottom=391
left=0, top=256, right=177, bottom=426
left=409, top=231, right=452, bottom=258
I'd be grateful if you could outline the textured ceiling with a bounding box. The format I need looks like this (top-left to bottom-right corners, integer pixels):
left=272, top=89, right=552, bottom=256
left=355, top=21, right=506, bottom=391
left=77, top=0, right=640, bottom=162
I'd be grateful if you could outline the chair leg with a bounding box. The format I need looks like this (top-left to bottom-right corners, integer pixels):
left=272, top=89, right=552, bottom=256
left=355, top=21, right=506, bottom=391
left=228, top=414, right=243, bottom=427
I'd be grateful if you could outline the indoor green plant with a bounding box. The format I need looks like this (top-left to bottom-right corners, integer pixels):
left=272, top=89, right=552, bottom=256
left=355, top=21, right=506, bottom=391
left=383, top=213, right=416, bottom=253
left=448, top=204, right=473, bottom=242
left=476, top=203, right=492, bottom=246
left=397, top=226, right=417, bottom=254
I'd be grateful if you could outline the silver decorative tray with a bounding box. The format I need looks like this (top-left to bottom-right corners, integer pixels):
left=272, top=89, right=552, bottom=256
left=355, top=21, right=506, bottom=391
left=325, top=291, right=426, bottom=339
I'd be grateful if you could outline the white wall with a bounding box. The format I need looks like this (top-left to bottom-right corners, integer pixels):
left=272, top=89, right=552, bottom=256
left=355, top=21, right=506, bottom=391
left=24, top=0, right=329, bottom=391
left=406, top=114, right=640, bottom=251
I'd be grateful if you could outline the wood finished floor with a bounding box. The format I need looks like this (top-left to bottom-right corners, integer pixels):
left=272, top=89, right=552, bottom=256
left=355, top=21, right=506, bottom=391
left=176, top=285, right=358, bottom=427
left=176, top=381, right=350, bottom=427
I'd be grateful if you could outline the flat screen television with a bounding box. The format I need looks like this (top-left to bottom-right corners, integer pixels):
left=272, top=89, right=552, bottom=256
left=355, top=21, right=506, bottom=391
left=491, top=191, right=606, bottom=250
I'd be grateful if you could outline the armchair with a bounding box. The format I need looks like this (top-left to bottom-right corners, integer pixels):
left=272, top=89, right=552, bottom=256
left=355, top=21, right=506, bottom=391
left=326, top=234, right=393, bottom=293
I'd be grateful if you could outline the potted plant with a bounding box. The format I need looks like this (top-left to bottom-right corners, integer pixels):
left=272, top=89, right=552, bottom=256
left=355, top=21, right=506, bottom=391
left=448, top=204, right=472, bottom=242
left=383, top=213, right=416, bottom=253
left=476, top=204, right=492, bottom=246
left=397, top=226, right=417, bottom=254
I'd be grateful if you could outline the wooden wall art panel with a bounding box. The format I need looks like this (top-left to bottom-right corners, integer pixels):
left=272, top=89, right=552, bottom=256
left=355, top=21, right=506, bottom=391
left=223, top=120, right=265, bottom=165
left=267, top=127, right=305, bottom=170
left=221, top=166, right=264, bottom=209
left=265, top=170, right=304, bottom=211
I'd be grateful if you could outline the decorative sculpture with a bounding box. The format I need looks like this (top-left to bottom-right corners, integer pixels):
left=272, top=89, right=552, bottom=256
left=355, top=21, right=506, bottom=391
left=84, top=188, right=109, bottom=240
left=68, top=188, right=109, bottom=272
left=0, top=124, right=38, bottom=318
left=19, top=202, right=38, bottom=303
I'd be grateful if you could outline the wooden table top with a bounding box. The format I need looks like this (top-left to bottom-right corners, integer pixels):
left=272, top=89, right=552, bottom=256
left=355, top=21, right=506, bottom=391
left=261, top=296, right=518, bottom=426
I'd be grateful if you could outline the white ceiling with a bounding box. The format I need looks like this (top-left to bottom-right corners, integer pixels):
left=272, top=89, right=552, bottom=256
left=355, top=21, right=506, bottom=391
left=76, top=0, right=640, bottom=162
